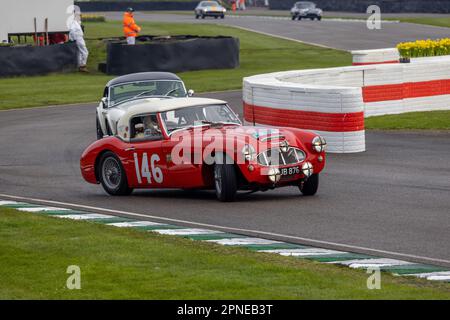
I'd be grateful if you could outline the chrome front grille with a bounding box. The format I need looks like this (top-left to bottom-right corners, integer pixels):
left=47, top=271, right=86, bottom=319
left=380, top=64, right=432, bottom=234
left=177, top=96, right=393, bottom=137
left=257, top=147, right=305, bottom=166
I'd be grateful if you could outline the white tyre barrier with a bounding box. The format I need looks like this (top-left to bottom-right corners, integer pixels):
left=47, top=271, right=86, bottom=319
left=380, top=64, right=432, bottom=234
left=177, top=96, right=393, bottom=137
left=244, top=56, right=450, bottom=153
left=351, top=48, right=400, bottom=65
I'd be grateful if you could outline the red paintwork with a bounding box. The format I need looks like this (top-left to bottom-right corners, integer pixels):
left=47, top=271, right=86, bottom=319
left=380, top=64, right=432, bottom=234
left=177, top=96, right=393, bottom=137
left=80, top=122, right=326, bottom=191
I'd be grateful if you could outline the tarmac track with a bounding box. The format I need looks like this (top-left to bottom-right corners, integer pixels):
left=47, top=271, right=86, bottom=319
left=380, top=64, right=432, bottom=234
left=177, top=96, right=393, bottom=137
left=1, top=90, right=449, bottom=266
left=103, top=11, right=450, bottom=50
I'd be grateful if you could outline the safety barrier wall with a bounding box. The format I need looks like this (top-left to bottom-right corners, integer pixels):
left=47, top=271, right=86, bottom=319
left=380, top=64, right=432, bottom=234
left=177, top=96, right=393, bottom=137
left=351, top=48, right=400, bottom=66
left=75, top=1, right=198, bottom=12
left=269, top=0, right=450, bottom=13
left=243, top=56, right=450, bottom=153
left=0, top=42, right=78, bottom=77
left=105, top=36, right=239, bottom=75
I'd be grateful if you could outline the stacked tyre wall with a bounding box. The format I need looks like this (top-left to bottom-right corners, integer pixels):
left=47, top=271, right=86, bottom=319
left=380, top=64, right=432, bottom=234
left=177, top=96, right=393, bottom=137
left=243, top=56, right=450, bottom=153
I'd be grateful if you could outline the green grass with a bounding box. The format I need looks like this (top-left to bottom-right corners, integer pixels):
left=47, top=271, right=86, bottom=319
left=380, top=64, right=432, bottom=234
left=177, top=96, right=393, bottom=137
left=365, top=111, right=450, bottom=130
left=396, top=18, right=450, bottom=29
left=0, top=21, right=351, bottom=110
left=0, top=208, right=449, bottom=299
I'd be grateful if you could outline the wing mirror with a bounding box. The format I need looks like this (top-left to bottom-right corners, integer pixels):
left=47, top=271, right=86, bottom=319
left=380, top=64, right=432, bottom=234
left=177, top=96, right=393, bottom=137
left=101, top=97, right=107, bottom=108
left=187, top=89, right=194, bottom=97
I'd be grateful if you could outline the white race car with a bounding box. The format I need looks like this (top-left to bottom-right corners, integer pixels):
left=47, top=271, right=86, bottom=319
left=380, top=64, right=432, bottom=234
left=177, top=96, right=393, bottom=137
left=96, top=72, right=193, bottom=139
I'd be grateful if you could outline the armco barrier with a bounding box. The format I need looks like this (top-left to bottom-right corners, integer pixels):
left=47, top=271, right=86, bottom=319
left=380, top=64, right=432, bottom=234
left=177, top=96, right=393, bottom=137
left=351, top=48, right=400, bottom=66
left=243, top=56, right=450, bottom=153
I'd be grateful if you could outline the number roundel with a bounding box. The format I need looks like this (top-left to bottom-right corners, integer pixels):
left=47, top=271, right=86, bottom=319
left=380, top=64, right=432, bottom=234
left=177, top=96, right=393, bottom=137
left=133, top=153, right=164, bottom=184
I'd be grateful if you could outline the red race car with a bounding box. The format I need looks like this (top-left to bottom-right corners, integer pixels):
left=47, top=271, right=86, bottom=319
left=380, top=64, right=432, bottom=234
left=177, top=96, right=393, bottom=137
left=80, top=97, right=326, bottom=201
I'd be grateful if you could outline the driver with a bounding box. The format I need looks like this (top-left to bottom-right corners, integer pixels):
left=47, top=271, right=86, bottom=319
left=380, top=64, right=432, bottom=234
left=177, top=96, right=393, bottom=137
left=134, top=123, right=145, bottom=139
left=143, top=115, right=161, bottom=137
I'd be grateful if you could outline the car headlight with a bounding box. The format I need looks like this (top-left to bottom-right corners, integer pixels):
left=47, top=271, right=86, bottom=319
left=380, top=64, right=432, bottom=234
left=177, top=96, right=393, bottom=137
left=242, top=144, right=256, bottom=161
left=312, top=136, right=326, bottom=153
left=267, top=167, right=281, bottom=183
left=301, top=162, right=313, bottom=177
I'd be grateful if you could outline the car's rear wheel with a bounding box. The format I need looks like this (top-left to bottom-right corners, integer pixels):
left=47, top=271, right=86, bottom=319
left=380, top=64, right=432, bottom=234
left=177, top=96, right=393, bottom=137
left=214, top=163, right=237, bottom=202
left=299, top=174, right=319, bottom=196
left=214, top=16, right=218, bottom=19
left=298, top=16, right=302, bottom=20
left=96, top=117, right=103, bottom=140
left=291, top=15, right=296, bottom=20
left=99, top=151, right=133, bottom=196
left=195, top=14, right=199, bottom=19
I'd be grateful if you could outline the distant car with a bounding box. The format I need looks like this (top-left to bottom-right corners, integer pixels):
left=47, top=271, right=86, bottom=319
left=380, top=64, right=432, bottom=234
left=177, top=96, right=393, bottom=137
left=96, top=72, right=193, bottom=139
left=291, top=1, right=323, bottom=20
left=81, top=97, right=326, bottom=201
left=195, top=1, right=226, bottom=19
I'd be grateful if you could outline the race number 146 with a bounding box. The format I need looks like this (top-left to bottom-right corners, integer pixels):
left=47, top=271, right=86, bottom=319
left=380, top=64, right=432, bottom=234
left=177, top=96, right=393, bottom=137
left=133, top=153, right=163, bottom=184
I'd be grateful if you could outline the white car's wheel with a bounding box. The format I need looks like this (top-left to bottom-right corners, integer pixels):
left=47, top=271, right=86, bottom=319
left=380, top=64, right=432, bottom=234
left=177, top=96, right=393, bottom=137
left=96, top=117, right=103, bottom=140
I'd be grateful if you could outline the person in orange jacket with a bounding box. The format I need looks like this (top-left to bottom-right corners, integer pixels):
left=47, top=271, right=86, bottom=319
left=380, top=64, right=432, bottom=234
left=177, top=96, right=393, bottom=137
left=123, top=7, right=141, bottom=45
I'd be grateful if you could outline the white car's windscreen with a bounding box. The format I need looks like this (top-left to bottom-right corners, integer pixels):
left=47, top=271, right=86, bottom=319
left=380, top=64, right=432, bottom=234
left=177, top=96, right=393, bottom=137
left=201, top=1, right=220, bottom=7
left=296, top=2, right=315, bottom=9
left=161, top=104, right=240, bottom=134
left=110, top=80, right=186, bottom=106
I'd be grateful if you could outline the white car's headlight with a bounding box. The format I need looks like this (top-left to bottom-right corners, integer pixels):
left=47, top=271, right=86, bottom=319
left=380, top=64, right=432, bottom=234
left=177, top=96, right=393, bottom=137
left=312, top=136, right=327, bottom=153
left=242, top=144, right=256, bottom=161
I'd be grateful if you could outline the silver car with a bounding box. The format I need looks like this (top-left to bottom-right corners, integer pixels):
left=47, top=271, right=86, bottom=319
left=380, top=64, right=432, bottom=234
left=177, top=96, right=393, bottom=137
left=291, top=1, right=323, bottom=20
left=96, top=72, right=193, bottom=139
left=195, top=1, right=226, bottom=19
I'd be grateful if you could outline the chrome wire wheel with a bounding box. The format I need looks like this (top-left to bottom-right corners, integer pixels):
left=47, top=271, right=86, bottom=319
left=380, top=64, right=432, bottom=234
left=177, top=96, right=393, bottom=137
left=102, top=157, right=121, bottom=190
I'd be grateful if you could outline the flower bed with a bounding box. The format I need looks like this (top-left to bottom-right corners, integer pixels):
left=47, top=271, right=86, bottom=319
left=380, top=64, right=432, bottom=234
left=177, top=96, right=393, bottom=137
left=397, top=38, right=450, bottom=59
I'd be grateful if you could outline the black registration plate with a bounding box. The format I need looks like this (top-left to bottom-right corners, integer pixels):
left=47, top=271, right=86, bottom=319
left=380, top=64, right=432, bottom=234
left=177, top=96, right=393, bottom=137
left=280, top=166, right=300, bottom=176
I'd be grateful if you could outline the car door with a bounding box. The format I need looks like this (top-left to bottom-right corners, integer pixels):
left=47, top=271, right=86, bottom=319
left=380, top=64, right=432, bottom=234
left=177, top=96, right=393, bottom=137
left=124, top=113, right=170, bottom=188
left=161, top=111, right=205, bottom=189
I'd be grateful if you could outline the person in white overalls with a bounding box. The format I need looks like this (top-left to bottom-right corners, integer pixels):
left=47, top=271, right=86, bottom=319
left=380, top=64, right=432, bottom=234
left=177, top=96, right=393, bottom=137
left=69, top=14, right=89, bottom=72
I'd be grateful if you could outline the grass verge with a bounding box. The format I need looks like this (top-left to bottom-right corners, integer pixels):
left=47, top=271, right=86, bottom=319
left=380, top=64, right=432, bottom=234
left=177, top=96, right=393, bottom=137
left=396, top=18, right=450, bottom=29
left=365, top=111, right=450, bottom=130
left=0, top=207, right=449, bottom=299
left=0, top=21, right=350, bottom=110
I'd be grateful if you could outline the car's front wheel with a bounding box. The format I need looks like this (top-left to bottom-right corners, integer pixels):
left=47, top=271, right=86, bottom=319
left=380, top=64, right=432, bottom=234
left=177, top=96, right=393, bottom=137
left=214, top=163, right=237, bottom=202
left=299, top=174, right=319, bottom=196
left=98, top=151, right=133, bottom=196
